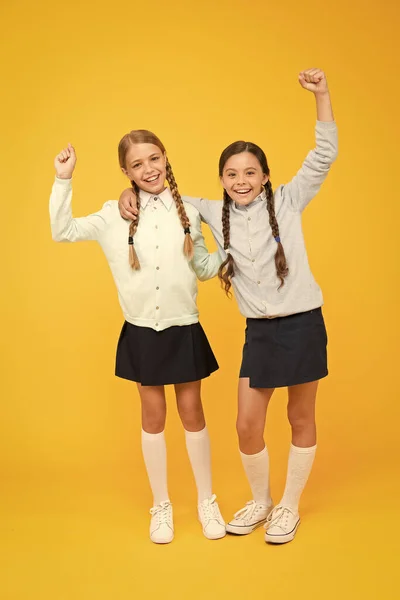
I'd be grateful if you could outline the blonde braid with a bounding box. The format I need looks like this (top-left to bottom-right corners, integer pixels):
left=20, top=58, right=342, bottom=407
left=128, top=182, right=141, bottom=270
left=165, top=160, right=194, bottom=260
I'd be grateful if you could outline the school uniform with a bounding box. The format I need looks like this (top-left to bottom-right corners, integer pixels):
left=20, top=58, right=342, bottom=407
left=50, top=182, right=220, bottom=385
left=183, top=120, right=338, bottom=388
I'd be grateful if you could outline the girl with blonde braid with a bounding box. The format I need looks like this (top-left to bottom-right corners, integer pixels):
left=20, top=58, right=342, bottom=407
left=119, top=69, right=338, bottom=544
left=50, top=130, right=226, bottom=545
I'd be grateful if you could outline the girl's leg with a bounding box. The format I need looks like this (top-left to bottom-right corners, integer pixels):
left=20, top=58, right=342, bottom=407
left=138, top=383, right=168, bottom=505
left=175, top=380, right=209, bottom=500
left=226, top=378, right=274, bottom=535
left=137, top=383, right=173, bottom=544
left=265, top=381, right=318, bottom=544
left=175, top=381, right=225, bottom=540
left=282, top=380, right=318, bottom=509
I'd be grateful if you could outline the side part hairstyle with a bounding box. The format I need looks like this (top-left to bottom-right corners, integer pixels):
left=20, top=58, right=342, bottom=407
left=218, top=141, right=288, bottom=296
left=118, top=130, right=193, bottom=269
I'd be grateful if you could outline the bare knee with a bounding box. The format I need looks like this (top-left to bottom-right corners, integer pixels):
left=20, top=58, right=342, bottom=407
left=175, top=382, right=205, bottom=431
left=178, top=403, right=205, bottom=431
left=142, top=416, right=166, bottom=434
left=142, top=405, right=166, bottom=434
left=287, top=407, right=315, bottom=434
left=236, top=417, right=260, bottom=443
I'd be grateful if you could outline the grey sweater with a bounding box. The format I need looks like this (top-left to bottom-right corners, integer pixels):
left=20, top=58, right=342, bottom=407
left=183, top=120, right=338, bottom=319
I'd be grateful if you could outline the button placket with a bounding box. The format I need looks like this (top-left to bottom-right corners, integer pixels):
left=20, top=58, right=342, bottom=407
left=246, top=209, right=261, bottom=289
left=246, top=209, right=256, bottom=268
left=154, top=213, right=160, bottom=328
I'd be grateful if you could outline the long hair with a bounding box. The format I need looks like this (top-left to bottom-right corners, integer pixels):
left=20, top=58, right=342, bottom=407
left=218, top=141, right=288, bottom=295
left=118, top=130, right=193, bottom=269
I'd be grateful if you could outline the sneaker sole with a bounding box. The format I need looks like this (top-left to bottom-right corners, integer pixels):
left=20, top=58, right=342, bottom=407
left=198, top=518, right=226, bottom=540
left=264, top=519, right=300, bottom=544
left=226, top=518, right=267, bottom=536
left=202, top=529, right=226, bottom=540
left=150, top=535, right=174, bottom=544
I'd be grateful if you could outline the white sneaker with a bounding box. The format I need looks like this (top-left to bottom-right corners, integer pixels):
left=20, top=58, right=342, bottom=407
left=264, top=505, right=300, bottom=544
left=149, top=501, right=174, bottom=544
left=198, top=494, right=226, bottom=540
left=226, top=500, right=274, bottom=535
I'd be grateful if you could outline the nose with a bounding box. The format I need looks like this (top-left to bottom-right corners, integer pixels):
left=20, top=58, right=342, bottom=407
left=143, top=161, right=155, bottom=175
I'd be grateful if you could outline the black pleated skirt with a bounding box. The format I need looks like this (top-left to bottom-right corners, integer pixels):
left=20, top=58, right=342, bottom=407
left=239, top=308, right=328, bottom=388
left=115, top=321, right=219, bottom=386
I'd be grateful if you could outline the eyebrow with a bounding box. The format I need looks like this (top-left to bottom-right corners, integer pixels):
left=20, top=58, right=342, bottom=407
left=225, top=166, right=257, bottom=172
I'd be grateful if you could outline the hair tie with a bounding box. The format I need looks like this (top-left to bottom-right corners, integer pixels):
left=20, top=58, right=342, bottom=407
left=128, top=236, right=134, bottom=245
left=225, top=247, right=231, bottom=254
left=274, top=236, right=281, bottom=243
left=184, top=227, right=191, bottom=235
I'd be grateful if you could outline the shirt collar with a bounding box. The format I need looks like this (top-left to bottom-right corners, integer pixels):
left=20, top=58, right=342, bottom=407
left=234, top=189, right=266, bottom=210
left=140, top=187, right=174, bottom=211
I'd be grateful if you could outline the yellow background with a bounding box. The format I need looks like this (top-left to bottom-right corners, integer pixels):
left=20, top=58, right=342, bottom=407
left=1, top=0, right=399, bottom=598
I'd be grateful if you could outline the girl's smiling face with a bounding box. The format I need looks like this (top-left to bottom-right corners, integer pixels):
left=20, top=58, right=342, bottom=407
left=220, top=151, right=269, bottom=206
left=121, top=143, right=167, bottom=195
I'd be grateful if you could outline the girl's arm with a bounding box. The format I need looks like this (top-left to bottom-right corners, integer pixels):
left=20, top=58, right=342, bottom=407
left=118, top=188, right=216, bottom=226
left=50, top=144, right=111, bottom=242
left=188, top=208, right=222, bottom=281
left=181, top=196, right=215, bottom=224
left=283, top=69, right=338, bottom=212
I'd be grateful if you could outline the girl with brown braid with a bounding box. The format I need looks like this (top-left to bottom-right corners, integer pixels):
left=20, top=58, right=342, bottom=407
left=218, top=142, right=288, bottom=296
left=50, top=129, right=226, bottom=545
left=119, top=69, right=338, bottom=545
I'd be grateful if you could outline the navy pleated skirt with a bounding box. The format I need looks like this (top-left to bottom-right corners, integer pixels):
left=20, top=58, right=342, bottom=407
left=115, top=321, right=219, bottom=386
left=239, top=308, right=328, bottom=388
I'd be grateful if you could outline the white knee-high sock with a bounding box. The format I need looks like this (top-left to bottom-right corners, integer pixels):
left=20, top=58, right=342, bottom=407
left=240, top=446, right=272, bottom=506
left=184, top=426, right=212, bottom=503
left=279, top=443, right=317, bottom=512
left=141, top=429, right=170, bottom=507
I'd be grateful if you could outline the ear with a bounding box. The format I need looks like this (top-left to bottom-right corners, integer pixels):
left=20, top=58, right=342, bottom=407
left=121, top=167, right=129, bottom=177
left=219, top=175, right=227, bottom=190
left=262, top=174, right=269, bottom=185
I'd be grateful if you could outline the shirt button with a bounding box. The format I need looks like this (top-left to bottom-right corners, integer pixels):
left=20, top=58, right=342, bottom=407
left=155, top=225, right=158, bottom=229
left=257, top=280, right=261, bottom=284
left=156, top=306, right=159, bottom=310
left=156, top=266, right=160, bottom=270
left=156, top=286, right=159, bottom=290
left=155, top=322, right=159, bottom=327
left=248, top=217, right=251, bottom=221
left=156, top=245, right=159, bottom=249
left=251, top=259, right=255, bottom=263
left=154, top=197, right=158, bottom=201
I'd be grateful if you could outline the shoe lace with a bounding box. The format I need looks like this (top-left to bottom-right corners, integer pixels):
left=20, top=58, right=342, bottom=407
left=150, top=501, right=171, bottom=525
left=200, top=494, right=221, bottom=521
left=266, top=506, right=294, bottom=529
left=233, top=500, right=259, bottom=521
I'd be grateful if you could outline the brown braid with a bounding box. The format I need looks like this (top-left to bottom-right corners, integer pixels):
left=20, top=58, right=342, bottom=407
left=218, top=140, right=289, bottom=292
left=165, top=160, right=194, bottom=260
left=218, top=190, right=235, bottom=296
left=128, top=182, right=140, bottom=270
left=264, top=180, right=288, bottom=288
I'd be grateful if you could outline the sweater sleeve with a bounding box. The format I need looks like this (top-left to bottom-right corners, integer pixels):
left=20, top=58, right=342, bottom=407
left=281, top=120, right=338, bottom=212
left=50, top=177, right=112, bottom=242
left=187, top=206, right=222, bottom=282
left=182, top=196, right=217, bottom=225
